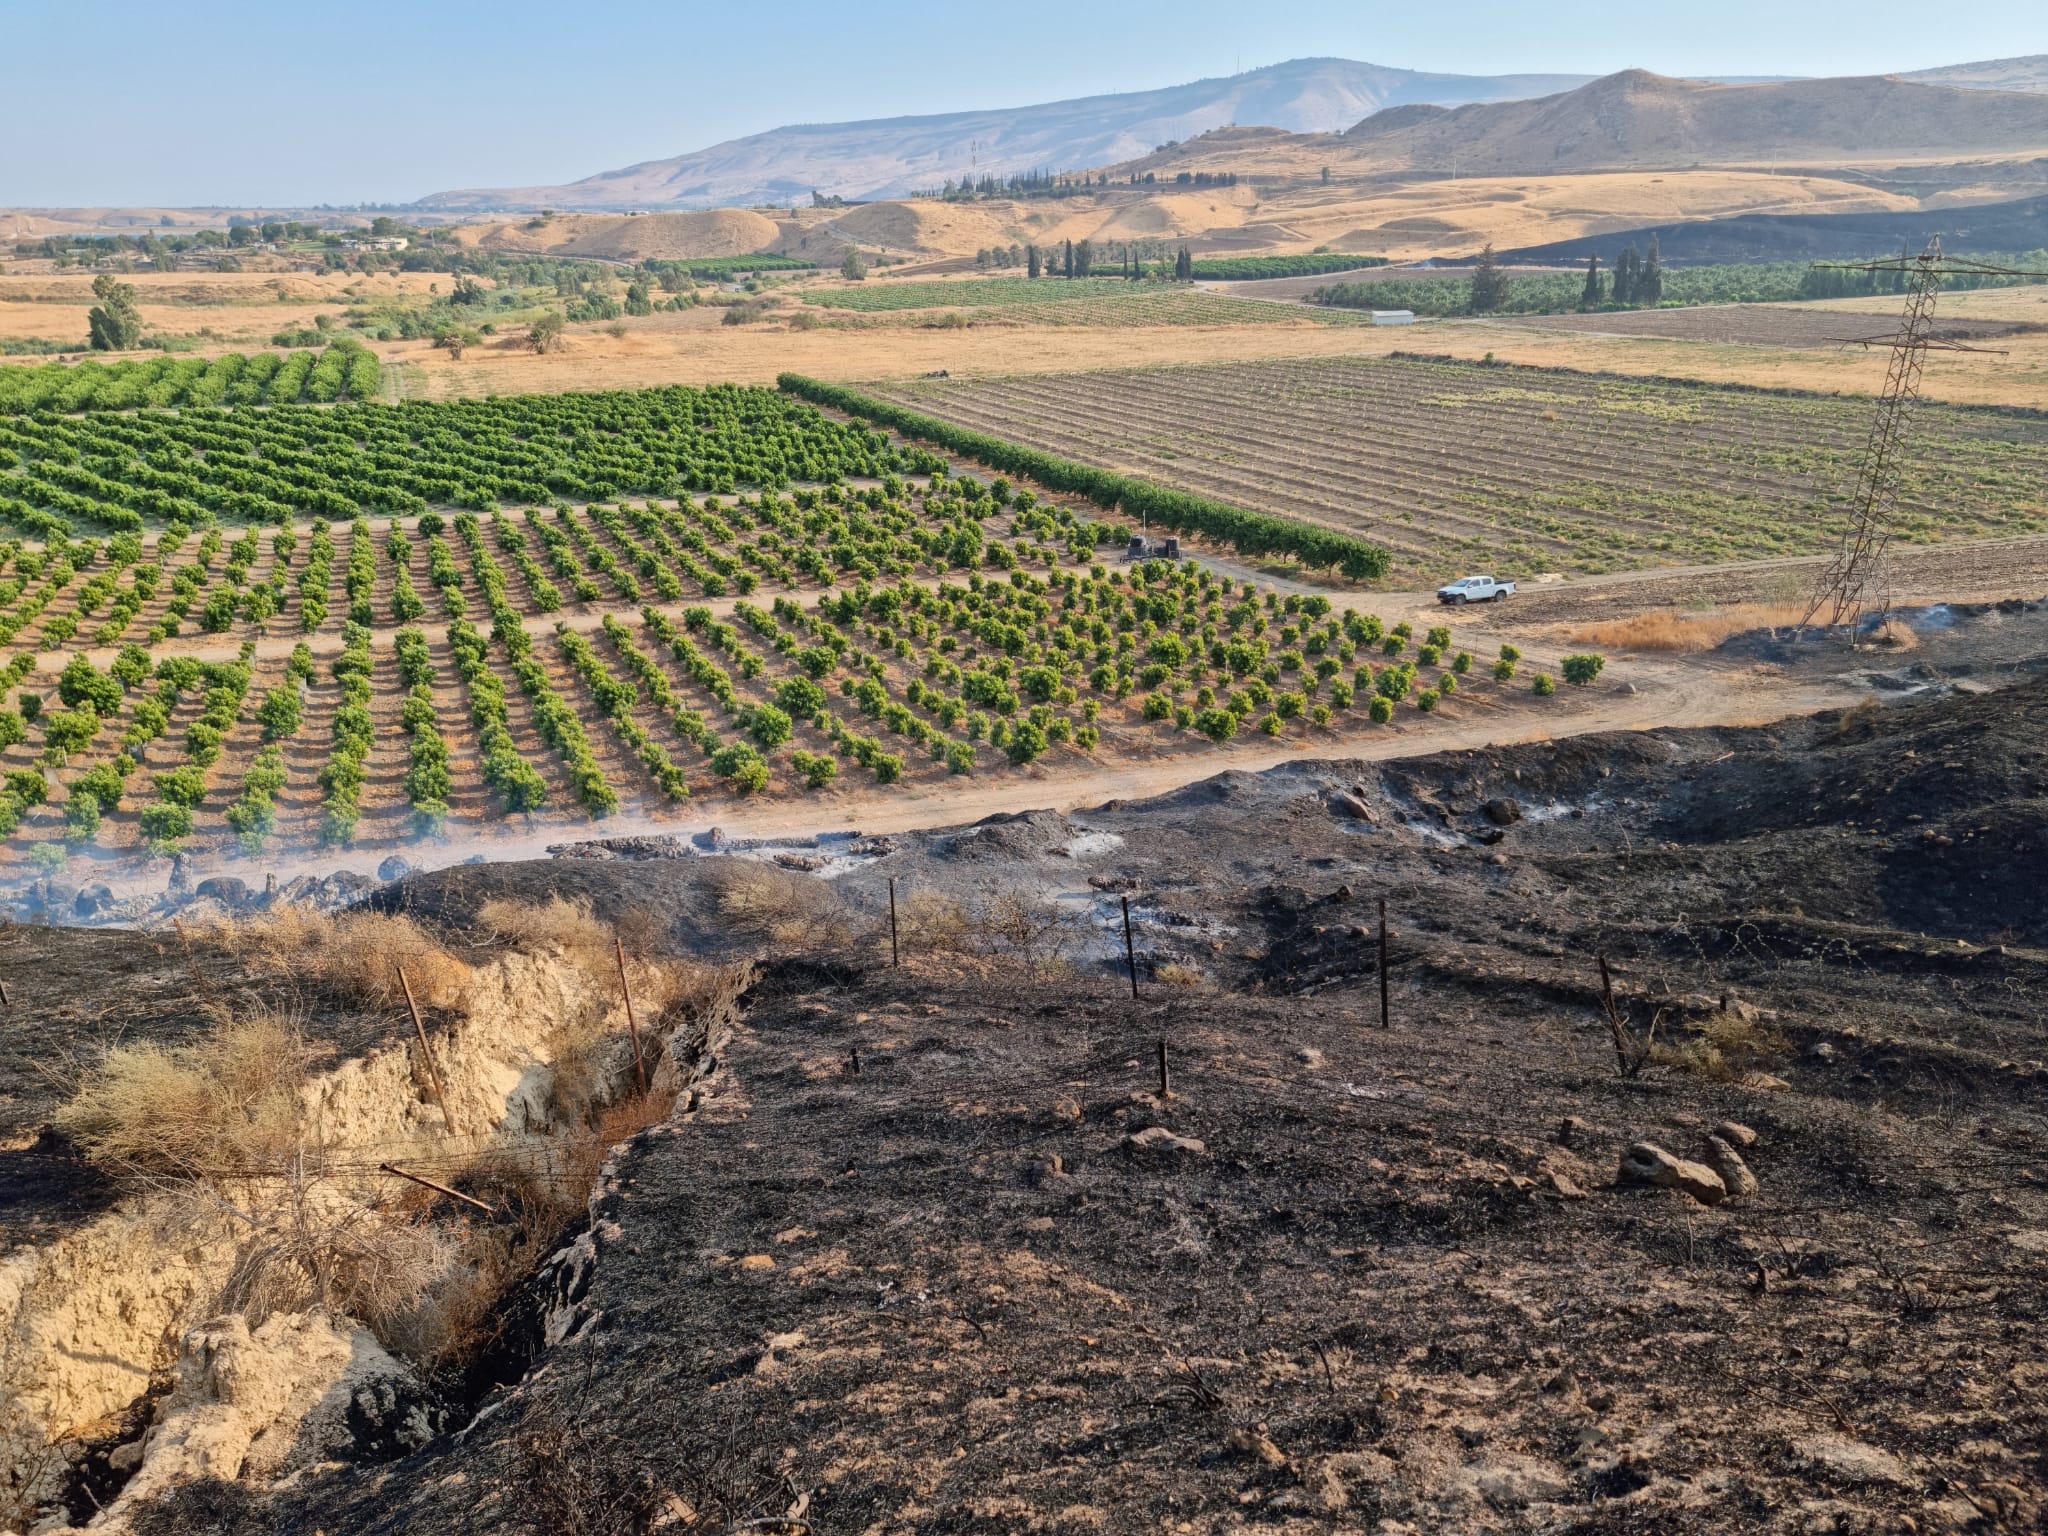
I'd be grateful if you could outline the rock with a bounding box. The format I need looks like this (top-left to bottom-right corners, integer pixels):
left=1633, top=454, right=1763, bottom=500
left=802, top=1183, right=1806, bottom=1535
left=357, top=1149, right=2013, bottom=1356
left=114, top=1312, right=440, bottom=1515
left=1547, top=1170, right=1587, bottom=1200
left=1328, top=791, right=1374, bottom=821
left=1715, top=1120, right=1758, bottom=1149
left=1554, top=1116, right=1590, bottom=1148
left=1122, top=1125, right=1207, bottom=1159
left=167, top=853, right=191, bottom=894
left=463, top=853, right=487, bottom=865
left=1617, top=1142, right=1727, bottom=1205
left=72, top=882, right=117, bottom=919
left=1225, top=1426, right=1286, bottom=1466
left=195, top=876, right=250, bottom=908
left=1296, top=1047, right=1327, bottom=1069
left=1704, top=1135, right=1759, bottom=1199
left=1796, top=1433, right=1912, bottom=1487
left=1483, top=797, right=1524, bottom=826
left=1616, top=680, right=1638, bottom=696
left=377, top=855, right=415, bottom=883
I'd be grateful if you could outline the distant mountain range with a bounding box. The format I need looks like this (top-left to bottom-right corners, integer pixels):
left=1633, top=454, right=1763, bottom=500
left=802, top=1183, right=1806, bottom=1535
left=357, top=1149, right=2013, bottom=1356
left=1339, top=68, right=2048, bottom=175
left=416, top=59, right=1598, bottom=211
left=416, top=54, right=2048, bottom=214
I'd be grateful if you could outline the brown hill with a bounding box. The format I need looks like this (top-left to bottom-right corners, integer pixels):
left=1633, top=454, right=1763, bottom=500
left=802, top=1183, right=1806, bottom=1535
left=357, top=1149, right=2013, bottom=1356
left=1341, top=68, right=2048, bottom=174
left=1901, top=53, right=2048, bottom=93
left=457, top=209, right=787, bottom=261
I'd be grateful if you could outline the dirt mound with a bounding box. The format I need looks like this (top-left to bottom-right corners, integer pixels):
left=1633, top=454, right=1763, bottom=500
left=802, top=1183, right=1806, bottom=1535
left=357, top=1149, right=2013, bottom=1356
left=931, top=809, right=1079, bottom=861
left=465, top=209, right=784, bottom=260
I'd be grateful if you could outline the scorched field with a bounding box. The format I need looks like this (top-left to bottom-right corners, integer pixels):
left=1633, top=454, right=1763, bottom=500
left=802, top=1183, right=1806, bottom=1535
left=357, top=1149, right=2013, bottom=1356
left=867, top=353, right=2048, bottom=582
left=0, top=374, right=1585, bottom=879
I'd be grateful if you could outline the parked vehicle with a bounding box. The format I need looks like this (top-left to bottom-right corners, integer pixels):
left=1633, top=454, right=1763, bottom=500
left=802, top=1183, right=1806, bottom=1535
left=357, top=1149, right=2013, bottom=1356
left=1437, top=575, right=1515, bottom=604
left=1123, top=534, right=1182, bottom=562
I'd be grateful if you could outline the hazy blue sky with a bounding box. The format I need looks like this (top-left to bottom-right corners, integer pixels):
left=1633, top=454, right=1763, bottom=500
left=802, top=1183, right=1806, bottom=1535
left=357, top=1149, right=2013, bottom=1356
left=4, top=0, right=2041, bottom=206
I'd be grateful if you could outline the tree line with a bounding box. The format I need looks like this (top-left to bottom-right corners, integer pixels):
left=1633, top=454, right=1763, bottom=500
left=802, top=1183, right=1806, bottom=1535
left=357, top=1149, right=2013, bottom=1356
left=1314, top=245, right=2048, bottom=318
left=777, top=374, right=1390, bottom=580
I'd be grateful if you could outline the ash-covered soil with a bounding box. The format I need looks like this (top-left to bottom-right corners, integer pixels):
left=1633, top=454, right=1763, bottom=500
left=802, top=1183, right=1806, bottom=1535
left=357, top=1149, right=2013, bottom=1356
left=158, top=676, right=2048, bottom=1536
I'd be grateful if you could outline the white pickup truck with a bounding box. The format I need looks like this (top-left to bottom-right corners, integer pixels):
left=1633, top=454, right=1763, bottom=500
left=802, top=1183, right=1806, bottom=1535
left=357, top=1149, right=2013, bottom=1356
left=1436, top=575, right=1516, bottom=605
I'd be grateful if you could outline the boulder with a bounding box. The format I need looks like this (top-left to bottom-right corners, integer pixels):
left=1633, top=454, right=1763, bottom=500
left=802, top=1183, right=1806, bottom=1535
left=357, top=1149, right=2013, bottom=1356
left=1617, top=1142, right=1727, bottom=1205
left=1122, top=1125, right=1207, bottom=1159
left=1482, top=797, right=1524, bottom=826
left=72, top=882, right=117, bottom=919
left=195, top=876, right=250, bottom=908
left=1329, top=792, right=1374, bottom=821
left=377, top=854, right=415, bottom=883
left=1714, top=1120, right=1758, bottom=1149
left=1704, top=1135, right=1759, bottom=1199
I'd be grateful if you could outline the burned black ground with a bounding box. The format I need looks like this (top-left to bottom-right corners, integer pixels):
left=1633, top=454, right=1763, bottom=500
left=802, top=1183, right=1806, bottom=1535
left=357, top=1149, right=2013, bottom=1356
left=156, top=676, right=2048, bottom=1536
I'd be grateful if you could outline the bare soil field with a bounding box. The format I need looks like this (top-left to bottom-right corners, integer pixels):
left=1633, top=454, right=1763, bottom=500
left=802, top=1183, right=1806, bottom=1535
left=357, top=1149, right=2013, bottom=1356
left=0, top=270, right=448, bottom=351
left=1499, top=302, right=2040, bottom=348
left=867, top=353, right=2048, bottom=584
left=36, top=666, right=2034, bottom=1535
left=371, top=297, right=2048, bottom=411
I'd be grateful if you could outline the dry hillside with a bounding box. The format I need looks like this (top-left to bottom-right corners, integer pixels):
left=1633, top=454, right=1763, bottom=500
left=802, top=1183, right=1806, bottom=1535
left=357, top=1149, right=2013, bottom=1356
left=1339, top=69, right=2048, bottom=174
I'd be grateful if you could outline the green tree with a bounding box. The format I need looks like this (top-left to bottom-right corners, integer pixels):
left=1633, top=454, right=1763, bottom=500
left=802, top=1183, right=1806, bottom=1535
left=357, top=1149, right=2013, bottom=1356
left=1638, top=234, right=1664, bottom=306
left=1579, top=254, right=1604, bottom=310
left=840, top=245, right=868, bottom=281
left=1467, top=244, right=1509, bottom=313
left=527, top=312, right=565, bottom=353
left=1613, top=244, right=1639, bottom=306
left=86, top=274, right=143, bottom=351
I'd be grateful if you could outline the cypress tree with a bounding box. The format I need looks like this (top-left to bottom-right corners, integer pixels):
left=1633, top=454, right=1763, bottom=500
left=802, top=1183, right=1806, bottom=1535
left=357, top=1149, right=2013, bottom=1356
left=1174, top=245, right=1193, bottom=281
left=1579, top=254, right=1604, bottom=310
left=1027, top=244, right=1041, bottom=279
left=1639, top=234, right=1664, bottom=306
left=1613, top=244, right=1639, bottom=306
left=1467, top=243, right=1509, bottom=313
left=1063, top=239, right=1074, bottom=280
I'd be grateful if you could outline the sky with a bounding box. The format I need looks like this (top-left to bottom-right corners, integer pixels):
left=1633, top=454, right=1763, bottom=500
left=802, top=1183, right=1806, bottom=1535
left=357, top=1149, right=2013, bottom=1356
left=3, top=0, right=2042, bottom=207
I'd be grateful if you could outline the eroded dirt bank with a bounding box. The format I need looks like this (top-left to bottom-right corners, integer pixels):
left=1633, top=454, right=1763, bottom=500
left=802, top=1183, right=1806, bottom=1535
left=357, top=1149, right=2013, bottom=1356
left=0, top=912, right=745, bottom=1533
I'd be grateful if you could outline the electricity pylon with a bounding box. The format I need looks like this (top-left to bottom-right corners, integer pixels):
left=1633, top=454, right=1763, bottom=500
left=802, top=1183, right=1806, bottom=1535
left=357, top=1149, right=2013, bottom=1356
left=1799, top=239, right=2045, bottom=637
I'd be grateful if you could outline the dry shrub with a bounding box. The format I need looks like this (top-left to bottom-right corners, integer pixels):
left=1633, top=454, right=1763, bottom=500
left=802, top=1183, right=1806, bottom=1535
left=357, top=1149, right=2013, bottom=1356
left=969, top=890, right=1086, bottom=973
left=1568, top=603, right=1809, bottom=653
left=222, top=909, right=472, bottom=1010
left=708, top=861, right=852, bottom=948
left=1652, top=1008, right=1791, bottom=1082
left=479, top=893, right=614, bottom=960
left=1833, top=695, right=1883, bottom=739
left=896, top=887, right=969, bottom=951
left=58, top=1007, right=457, bottom=1352
left=1868, top=618, right=1919, bottom=650
left=55, top=1007, right=322, bottom=1181
left=1154, top=962, right=1211, bottom=989
left=222, top=1176, right=455, bottom=1341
